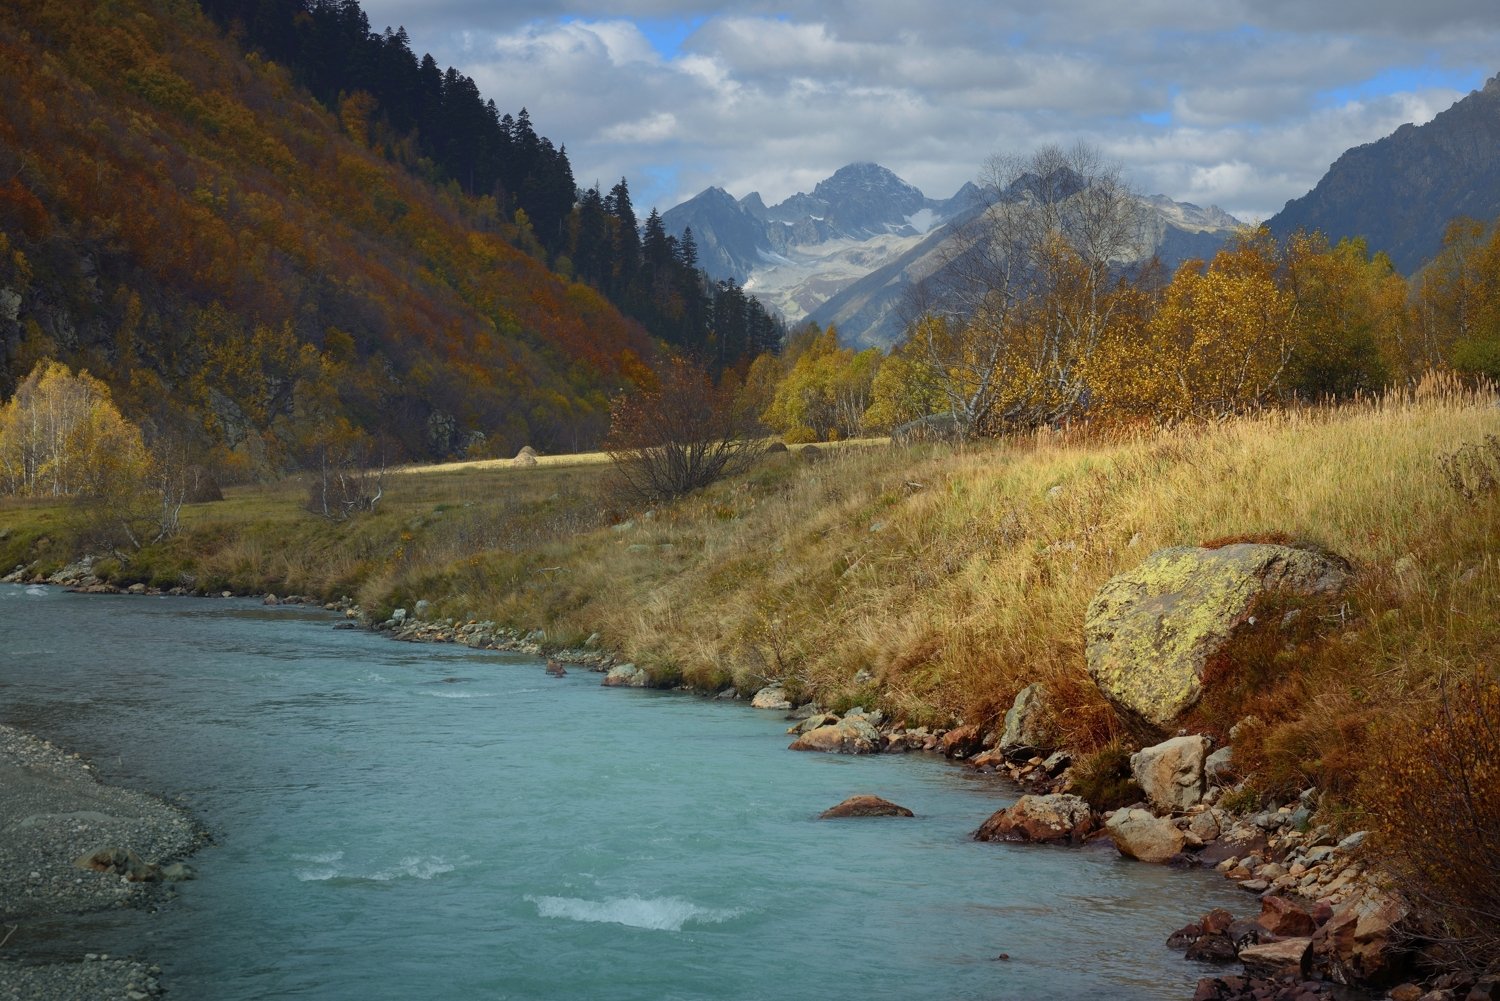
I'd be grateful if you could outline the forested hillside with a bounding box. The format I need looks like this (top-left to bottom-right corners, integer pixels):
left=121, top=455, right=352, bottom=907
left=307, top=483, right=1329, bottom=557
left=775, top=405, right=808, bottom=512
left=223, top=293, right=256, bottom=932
left=0, top=0, right=779, bottom=476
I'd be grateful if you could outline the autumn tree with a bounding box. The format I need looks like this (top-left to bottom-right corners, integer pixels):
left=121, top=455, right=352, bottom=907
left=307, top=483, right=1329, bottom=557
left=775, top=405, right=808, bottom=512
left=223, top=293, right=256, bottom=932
left=761, top=325, right=881, bottom=442
left=1121, top=229, right=1295, bottom=419
left=606, top=356, right=765, bottom=503
left=0, top=359, right=155, bottom=546
left=914, top=143, right=1149, bottom=434
left=1412, top=217, right=1500, bottom=381
left=1281, top=232, right=1401, bottom=398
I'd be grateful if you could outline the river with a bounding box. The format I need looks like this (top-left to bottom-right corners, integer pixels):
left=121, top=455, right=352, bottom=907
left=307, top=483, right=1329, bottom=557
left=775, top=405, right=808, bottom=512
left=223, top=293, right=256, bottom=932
left=0, top=584, right=1247, bottom=1000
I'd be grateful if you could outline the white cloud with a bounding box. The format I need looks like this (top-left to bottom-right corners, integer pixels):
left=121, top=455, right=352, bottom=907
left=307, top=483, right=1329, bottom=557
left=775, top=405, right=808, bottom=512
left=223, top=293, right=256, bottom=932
left=355, top=0, right=1500, bottom=220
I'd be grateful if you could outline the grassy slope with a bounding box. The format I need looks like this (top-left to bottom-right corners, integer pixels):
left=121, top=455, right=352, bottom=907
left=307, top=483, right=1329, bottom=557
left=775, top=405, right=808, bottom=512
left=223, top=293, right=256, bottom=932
left=5, top=390, right=1498, bottom=802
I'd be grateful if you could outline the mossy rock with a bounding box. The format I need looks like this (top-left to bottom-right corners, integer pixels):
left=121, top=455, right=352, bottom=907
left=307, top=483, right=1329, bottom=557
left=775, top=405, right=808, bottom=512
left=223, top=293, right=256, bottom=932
left=1084, top=544, right=1350, bottom=731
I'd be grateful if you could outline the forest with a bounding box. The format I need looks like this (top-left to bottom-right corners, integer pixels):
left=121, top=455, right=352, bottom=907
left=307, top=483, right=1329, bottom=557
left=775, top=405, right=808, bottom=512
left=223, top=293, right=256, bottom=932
left=0, top=0, right=780, bottom=485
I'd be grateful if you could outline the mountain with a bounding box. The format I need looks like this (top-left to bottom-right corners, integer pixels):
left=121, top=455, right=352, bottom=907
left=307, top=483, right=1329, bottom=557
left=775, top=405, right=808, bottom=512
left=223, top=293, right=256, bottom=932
left=1267, top=74, right=1500, bottom=273
left=663, top=164, right=1242, bottom=348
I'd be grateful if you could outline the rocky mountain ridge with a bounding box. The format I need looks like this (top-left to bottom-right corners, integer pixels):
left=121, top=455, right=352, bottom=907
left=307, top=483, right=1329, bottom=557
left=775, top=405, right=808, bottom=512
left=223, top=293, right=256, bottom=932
left=1267, top=73, right=1500, bottom=273
left=663, top=163, right=1241, bottom=348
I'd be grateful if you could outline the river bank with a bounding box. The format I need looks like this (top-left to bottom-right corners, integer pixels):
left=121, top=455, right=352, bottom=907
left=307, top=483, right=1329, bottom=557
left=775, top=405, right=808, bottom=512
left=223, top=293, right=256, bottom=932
left=0, top=723, right=203, bottom=1000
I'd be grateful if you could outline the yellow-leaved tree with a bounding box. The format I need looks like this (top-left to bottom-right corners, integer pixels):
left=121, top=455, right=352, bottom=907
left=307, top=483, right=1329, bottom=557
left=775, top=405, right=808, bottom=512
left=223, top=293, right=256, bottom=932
left=0, top=359, right=155, bottom=546
left=1137, top=230, right=1294, bottom=419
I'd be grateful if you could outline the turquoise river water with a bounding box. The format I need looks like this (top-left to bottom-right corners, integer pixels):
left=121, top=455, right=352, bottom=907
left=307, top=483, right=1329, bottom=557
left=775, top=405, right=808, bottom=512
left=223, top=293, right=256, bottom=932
left=0, top=584, right=1247, bottom=1000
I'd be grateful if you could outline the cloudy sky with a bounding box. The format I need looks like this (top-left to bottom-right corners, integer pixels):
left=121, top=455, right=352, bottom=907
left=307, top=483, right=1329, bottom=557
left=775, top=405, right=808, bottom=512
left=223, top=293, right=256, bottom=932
left=358, top=1, right=1499, bottom=222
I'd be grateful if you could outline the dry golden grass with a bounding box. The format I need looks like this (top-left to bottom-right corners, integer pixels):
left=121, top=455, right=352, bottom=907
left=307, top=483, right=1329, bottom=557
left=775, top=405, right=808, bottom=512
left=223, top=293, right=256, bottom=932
left=8, top=388, right=1498, bottom=800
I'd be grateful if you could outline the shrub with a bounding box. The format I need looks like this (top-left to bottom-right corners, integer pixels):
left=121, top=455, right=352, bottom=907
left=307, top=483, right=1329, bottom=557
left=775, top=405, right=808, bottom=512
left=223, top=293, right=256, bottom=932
left=606, top=357, right=766, bottom=503
left=1069, top=739, right=1144, bottom=811
left=1360, top=673, right=1500, bottom=973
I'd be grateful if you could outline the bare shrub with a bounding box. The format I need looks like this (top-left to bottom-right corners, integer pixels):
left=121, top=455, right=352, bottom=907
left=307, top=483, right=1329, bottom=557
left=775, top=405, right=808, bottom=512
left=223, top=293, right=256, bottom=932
left=605, top=356, right=765, bottom=503
left=1360, top=673, right=1500, bottom=972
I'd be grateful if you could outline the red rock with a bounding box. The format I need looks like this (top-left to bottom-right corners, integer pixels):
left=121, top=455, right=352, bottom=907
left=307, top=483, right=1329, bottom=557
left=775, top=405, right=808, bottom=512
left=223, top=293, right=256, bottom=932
left=939, top=723, right=985, bottom=758
left=1238, top=937, right=1311, bottom=979
left=974, top=793, right=1096, bottom=845
left=1307, top=886, right=1411, bottom=987
left=1203, top=908, right=1236, bottom=935
left=819, top=795, right=914, bottom=818
left=1257, top=895, right=1317, bottom=937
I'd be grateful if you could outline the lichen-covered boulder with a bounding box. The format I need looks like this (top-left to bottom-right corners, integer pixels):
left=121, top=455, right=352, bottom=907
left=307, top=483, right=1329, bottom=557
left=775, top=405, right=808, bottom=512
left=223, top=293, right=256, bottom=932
left=601, top=663, right=650, bottom=688
left=974, top=794, right=1096, bottom=845
left=1084, top=544, right=1350, bottom=730
left=789, top=714, right=881, bottom=754
left=1131, top=735, right=1210, bottom=812
left=999, top=683, right=1056, bottom=761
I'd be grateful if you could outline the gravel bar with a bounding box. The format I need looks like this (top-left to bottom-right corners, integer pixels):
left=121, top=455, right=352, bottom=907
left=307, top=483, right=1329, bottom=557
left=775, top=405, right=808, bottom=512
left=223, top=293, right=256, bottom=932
left=0, top=724, right=203, bottom=1000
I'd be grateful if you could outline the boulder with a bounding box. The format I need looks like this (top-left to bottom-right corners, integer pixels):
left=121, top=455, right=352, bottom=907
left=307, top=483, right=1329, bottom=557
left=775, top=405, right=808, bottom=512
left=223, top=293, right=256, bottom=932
left=1106, top=808, right=1187, bottom=863
left=1131, top=735, right=1210, bottom=812
left=601, top=663, right=650, bottom=688
left=1084, top=544, right=1350, bottom=729
left=514, top=445, right=539, bottom=466
left=974, top=794, right=1096, bottom=845
left=750, top=684, right=793, bottom=710
left=789, top=715, right=881, bottom=754
left=1237, top=938, right=1312, bottom=979
left=1307, top=886, right=1412, bottom=987
left=1257, top=895, right=1317, bottom=937
left=938, top=723, right=985, bottom=759
left=819, top=795, right=914, bottom=818
left=999, top=683, right=1056, bottom=760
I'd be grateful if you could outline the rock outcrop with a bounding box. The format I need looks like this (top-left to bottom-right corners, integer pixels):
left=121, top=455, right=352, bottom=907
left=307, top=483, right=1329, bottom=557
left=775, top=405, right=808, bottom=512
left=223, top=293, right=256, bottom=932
left=1084, top=544, right=1350, bottom=729
left=974, top=794, right=1096, bottom=845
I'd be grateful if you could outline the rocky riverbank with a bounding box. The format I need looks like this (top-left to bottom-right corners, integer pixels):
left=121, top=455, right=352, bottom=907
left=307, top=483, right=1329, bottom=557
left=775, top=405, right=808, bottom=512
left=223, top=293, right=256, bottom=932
left=0, top=724, right=203, bottom=1001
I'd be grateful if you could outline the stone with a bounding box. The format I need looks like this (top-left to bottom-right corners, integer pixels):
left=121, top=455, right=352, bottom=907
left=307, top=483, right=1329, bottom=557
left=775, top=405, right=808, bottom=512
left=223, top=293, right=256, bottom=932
left=1199, top=908, right=1234, bottom=936
left=999, top=683, right=1056, bottom=760
left=1083, top=544, right=1351, bottom=729
left=413, top=599, right=432, bottom=619
left=1238, top=937, right=1312, bottom=978
left=1307, top=886, right=1412, bottom=987
left=819, top=795, right=914, bottom=819
left=1205, top=746, right=1237, bottom=784
left=75, top=847, right=159, bottom=882
left=789, top=715, right=881, bottom=754
left=787, top=712, right=837, bottom=735
left=1189, top=809, right=1222, bottom=842
left=974, top=794, right=1097, bottom=845
left=1131, top=735, right=1210, bottom=812
left=1187, top=935, right=1239, bottom=963
left=750, top=684, right=793, bottom=710
left=1258, top=895, right=1317, bottom=937
left=938, top=724, right=985, bottom=759
left=1390, top=986, right=1425, bottom=1001
left=601, top=663, right=650, bottom=688
left=1105, top=808, right=1187, bottom=863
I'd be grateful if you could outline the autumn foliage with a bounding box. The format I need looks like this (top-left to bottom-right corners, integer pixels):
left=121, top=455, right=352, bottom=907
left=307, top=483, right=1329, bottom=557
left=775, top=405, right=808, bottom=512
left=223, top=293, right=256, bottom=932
left=0, top=0, right=652, bottom=467
left=1361, top=675, right=1500, bottom=972
left=605, top=357, right=765, bottom=503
